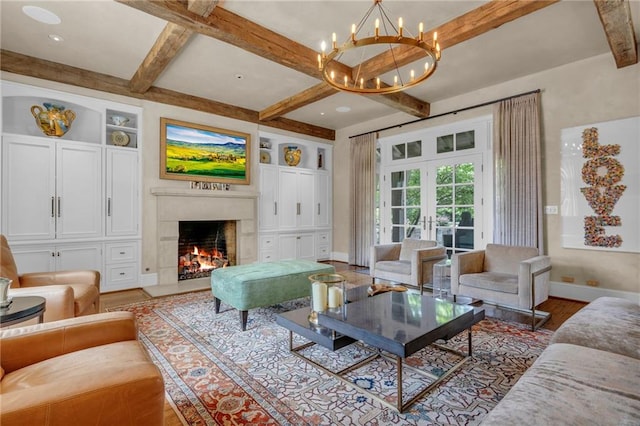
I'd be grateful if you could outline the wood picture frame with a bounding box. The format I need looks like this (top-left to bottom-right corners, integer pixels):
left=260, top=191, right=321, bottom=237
left=160, top=117, right=251, bottom=185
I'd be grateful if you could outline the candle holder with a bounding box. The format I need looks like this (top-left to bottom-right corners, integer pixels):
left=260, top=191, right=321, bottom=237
left=308, top=273, right=346, bottom=325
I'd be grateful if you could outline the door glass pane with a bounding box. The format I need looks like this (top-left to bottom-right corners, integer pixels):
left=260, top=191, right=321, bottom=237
left=407, top=169, right=420, bottom=186
left=391, top=171, right=404, bottom=188
left=455, top=208, right=474, bottom=249
left=392, top=144, right=405, bottom=160
left=406, top=207, right=420, bottom=225
left=391, top=189, right=403, bottom=206
left=436, top=186, right=452, bottom=205
left=437, top=134, right=454, bottom=153
left=455, top=163, right=474, bottom=183
left=407, top=140, right=422, bottom=158
left=436, top=165, right=453, bottom=184
left=392, top=226, right=404, bottom=242
left=406, top=188, right=420, bottom=206
left=391, top=208, right=404, bottom=224
left=455, top=184, right=474, bottom=204
left=456, top=130, right=475, bottom=150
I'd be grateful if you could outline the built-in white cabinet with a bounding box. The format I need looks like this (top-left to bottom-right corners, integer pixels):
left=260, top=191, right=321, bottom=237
left=257, top=132, right=332, bottom=262
left=1, top=81, right=142, bottom=292
left=1, top=136, right=101, bottom=241
left=278, top=168, right=314, bottom=230
left=278, top=233, right=315, bottom=261
left=106, top=149, right=138, bottom=236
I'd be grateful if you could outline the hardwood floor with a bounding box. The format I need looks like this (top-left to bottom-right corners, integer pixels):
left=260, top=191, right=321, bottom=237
left=100, top=261, right=586, bottom=425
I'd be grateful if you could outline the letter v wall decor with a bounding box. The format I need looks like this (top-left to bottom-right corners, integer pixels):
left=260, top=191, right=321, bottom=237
left=561, top=116, right=639, bottom=253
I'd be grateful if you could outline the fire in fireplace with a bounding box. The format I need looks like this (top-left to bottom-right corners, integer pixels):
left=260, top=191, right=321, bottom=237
left=178, top=221, right=236, bottom=281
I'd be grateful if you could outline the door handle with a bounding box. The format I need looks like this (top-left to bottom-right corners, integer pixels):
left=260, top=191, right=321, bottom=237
left=107, top=198, right=112, bottom=217
left=57, top=197, right=61, bottom=218
left=274, top=202, right=277, bottom=215
left=317, top=203, right=320, bottom=215
left=51, top=196, right=55, bottom=217
left=297, top=202, right=301, bottom=215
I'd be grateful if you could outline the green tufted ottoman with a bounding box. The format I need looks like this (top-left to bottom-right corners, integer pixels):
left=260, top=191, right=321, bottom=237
left=210, top=260, right=335, bottom=330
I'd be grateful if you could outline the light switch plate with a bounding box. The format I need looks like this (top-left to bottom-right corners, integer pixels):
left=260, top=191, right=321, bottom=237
left=545, top=205, right=558, bottom=214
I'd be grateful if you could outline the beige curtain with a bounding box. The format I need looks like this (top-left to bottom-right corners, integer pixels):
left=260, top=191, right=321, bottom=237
left=493, top=92, right=544, bottom=252
left=349, top=133, right=377, bottom=266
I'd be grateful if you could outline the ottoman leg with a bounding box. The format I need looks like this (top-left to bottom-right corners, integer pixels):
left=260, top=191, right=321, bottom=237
left=240, top=310, right=248, bottom=331
left=214, top=297, right=221, bottom=314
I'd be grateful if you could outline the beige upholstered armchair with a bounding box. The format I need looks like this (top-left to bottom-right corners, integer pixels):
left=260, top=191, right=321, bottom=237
left=370, top=239, right=447, bottom=293
left=0, top=235, right=100, bottom=323
left=0, top=312, right=165, bottom=425
left=451, top=243, right=551, bottom=329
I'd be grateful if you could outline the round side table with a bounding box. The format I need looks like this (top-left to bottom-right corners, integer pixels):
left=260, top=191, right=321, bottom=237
left=0, top=296, right=46, bottom=327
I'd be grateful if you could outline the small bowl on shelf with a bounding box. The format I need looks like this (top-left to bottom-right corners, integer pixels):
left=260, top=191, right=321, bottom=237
left=110, top=115, right=129, bottom=126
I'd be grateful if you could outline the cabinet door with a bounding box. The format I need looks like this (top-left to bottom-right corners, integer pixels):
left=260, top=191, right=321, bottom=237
left=106, top=149, right=138, bottom=236
left=297, top=171, right=314, bottom=228
left=56, top=144, right=102, bottom=239
left=315, top=172, right=331, bottom=227
left=259, top=166, right=278, bottom=231
left=297, top=233, right=315, bottom=261
left=56, top=243, right=102, bottom=273
left=278, top=234, right=298, bottom=260
left=278, top=169, right=299, bottom=230
left=11, top=245, right=56, bottom=274
left=1, top=136, right=56, bottom=240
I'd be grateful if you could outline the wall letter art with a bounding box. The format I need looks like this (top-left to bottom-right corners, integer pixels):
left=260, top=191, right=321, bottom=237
left=561, top=116, right=639, bottom=253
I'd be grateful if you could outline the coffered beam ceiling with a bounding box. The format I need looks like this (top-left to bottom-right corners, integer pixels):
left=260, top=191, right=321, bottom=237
left=0, top=49, right=335, bottom=140
left=593, top=0, right=638, bottom=68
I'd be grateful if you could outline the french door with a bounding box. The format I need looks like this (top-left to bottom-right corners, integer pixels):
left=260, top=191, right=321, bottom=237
left=382, top=155, right=483, bottom=255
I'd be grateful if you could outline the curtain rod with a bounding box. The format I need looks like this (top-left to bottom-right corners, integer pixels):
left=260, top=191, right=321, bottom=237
left=349, top=88, right=541, bottom=139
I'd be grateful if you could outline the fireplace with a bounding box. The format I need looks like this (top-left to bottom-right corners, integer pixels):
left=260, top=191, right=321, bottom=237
left=178, top=221, right=236, bottom=281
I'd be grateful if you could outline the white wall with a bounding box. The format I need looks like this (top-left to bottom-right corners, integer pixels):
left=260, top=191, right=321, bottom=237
left=334, top=53, right=640, bottom=295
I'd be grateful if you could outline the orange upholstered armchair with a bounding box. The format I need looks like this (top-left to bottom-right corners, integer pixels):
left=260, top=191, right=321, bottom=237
left=0, top=312, right=165, bottom=425
left=0, top=235, right=100, bottom=322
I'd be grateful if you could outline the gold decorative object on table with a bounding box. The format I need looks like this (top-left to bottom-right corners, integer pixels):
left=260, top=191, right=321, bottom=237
left=30, top=102, right=76, bottom=137
left=308, top=273, right=346, bottom=325
left=284, top=145, right=302, bottom=166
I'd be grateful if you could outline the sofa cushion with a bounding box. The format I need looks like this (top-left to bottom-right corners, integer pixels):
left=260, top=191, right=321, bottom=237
left=1, top=340, right=164, bottom=425
left=375, top=260, right=411, bottom=275
left=481, top=343, right=640, bottom=425
left=398, top=239, right=435, bottom=262
left=550, top=296, right=640, bottom=360
left=459, top=272, right=518, bottom=294
left=483, top=244, right=538, bottom=275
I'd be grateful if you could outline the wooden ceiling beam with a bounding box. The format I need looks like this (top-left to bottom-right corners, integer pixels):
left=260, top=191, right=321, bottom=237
left=0, top=50, right=335, bottom=141
left=593, top=0, right=638, bottom=68
left=129, top=0, right=219, bottom=94
left=260, top=83, right=337, bottom=121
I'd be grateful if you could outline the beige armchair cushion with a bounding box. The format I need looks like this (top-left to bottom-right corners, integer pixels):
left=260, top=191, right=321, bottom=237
left=399, top=238, right=436, bottom=261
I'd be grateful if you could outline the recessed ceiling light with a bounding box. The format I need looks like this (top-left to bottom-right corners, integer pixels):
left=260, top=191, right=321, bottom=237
left=49, top=34, right=64, bottom=42
left=234, top=74, right=244, bottom=80
left=320, top=112, right=325, bottom=116
left=336, top=106, right=351, bottom=113
left=22, top=6, right=61, bottom=25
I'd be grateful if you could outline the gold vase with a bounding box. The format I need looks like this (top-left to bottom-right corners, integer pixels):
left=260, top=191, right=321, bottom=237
left=30, top=103, right=76, bottom=137
left=284, top=145, right=301, bottom=166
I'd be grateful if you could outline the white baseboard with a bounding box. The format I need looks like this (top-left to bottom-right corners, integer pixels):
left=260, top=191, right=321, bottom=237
left=331, top=251, right=349, bottom=263
left=550, top=281, right=639, bottom=304
left=139, top=273, right=158, bottom=287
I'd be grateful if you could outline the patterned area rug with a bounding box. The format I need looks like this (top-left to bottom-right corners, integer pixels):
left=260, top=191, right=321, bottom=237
left=112, top=291, right=552, bottom=425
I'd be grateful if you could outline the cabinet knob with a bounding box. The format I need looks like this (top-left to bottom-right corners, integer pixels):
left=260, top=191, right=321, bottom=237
left=119, top=251, right=126, bottom=255
left=119, top=272, right=126, bottom=276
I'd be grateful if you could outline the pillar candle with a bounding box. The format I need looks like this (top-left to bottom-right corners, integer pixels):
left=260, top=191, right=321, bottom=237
left=312, top=281, right=327, bottom=312
left=328, top=286, right=341, bottom=308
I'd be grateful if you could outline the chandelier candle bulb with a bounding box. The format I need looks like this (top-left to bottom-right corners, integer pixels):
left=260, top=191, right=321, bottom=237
left=360, top=78, right=364, bottom=89
left=351, top=24, right=356, bottom=41
left=375, top=18, right=380, bottom=38
left=433, top=31, right=438, bottom=48
left=394, top=75, right=398, bottom=86
left=317, top=54, right=322, bottom=69
left=410, top=69, right=415, bottom=81
left=419, top=22, right=424, bottom=41
left=330, top=70, right=335, bottom=81
left=398, top=17, right=403, bottom=37
left=332, top=32, right=337, bottom=49
left=344, top=75, right=348, bottom=87
left=376, top=77, right=381, bottom=89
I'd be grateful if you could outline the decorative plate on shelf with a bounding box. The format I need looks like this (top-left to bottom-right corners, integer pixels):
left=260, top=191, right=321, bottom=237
left=111, top=130, right=130, bottom=146
left=260, top=151, right=271, bottom=164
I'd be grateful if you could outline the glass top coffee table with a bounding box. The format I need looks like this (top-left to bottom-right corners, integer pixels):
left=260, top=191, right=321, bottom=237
left=277, top=292, right=484, bottom=413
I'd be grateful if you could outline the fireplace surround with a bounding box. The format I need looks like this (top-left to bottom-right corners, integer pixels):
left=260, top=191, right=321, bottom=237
left=149, top=188, right=258, bottom=295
